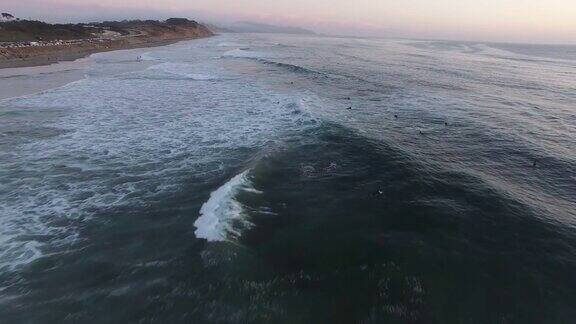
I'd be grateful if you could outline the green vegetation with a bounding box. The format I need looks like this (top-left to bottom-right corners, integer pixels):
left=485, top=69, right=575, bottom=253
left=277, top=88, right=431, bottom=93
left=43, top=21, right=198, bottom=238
left=0, top=17, right=203, bottom=42
left=0, top=20, right=97, bottom=42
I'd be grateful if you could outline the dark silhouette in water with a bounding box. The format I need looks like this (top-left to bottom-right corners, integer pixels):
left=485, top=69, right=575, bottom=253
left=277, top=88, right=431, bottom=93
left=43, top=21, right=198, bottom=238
left=347, top=106, right=352, bottom=110
left=445, top=121, right=449, bottom=126
left=533, top=160, right=537, bottom=167
left=394, top=114, right=398, bottom=118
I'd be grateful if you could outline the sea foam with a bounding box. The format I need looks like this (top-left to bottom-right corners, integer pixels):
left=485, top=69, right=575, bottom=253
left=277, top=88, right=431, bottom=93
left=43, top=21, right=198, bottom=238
left=222, top=48, right=272, bottom=59
left=148, top=62, right=222, bottom=80
left=194, top=170, right=257, bottom=241
left=0, top=36, right=320, bottom=271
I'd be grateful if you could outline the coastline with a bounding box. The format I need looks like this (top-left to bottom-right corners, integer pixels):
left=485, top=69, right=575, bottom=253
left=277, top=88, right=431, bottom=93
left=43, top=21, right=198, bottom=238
left=0, top=18, right=215, bottom=69
left=0, top=35, right=213, bottom=69
left=0, top=57, right=89, bottom=100
left=0, top=35, right=214, bottom=100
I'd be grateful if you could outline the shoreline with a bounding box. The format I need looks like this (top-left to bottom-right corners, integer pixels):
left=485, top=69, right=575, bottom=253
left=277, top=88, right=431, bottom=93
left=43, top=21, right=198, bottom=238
left=0, top=57, right=89, bottom=100
left=0, top=35, right=214, bottom=100
left=0, top=35, right=213, bottom=69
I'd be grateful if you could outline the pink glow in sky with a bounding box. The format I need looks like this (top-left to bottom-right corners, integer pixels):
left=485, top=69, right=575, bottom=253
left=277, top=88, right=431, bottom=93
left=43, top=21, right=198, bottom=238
left=3, top=0, right=576, bottom=43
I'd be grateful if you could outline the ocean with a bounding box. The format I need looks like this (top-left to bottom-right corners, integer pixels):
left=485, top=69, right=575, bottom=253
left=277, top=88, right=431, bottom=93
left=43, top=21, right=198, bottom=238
left=0, top=33, right=575, bottom=323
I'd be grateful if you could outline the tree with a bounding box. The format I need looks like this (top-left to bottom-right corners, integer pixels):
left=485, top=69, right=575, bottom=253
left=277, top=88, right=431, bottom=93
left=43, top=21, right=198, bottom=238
left=166, top=18, right=197, bottom=26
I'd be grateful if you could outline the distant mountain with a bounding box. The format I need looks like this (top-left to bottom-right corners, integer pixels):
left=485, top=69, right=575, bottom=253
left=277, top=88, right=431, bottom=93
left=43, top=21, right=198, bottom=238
left=203, top=23, right=233, bottom=34
left=226, top=21, right=315, bottom=35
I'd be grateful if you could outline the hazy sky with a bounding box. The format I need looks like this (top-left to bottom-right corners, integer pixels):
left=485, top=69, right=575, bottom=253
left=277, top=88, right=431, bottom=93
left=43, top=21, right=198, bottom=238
left=3, top=0, right=576, bottom=43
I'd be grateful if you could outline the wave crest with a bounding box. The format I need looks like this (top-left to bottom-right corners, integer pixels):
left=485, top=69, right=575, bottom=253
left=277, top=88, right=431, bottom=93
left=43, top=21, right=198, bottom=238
left=194, top=170, right=259, bottom=242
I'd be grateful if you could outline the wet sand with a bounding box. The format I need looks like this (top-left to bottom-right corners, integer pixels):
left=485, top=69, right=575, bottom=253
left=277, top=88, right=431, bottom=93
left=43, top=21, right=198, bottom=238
left=0, top=58, right=90, bottom=100
left=0, top=42, right=183, bottom=100
left=0, top=37, right=210, bottom=69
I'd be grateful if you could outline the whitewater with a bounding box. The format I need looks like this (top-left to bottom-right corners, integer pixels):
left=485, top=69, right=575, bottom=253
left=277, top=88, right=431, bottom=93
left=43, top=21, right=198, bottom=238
left=0, top=33, right=575, bottom=323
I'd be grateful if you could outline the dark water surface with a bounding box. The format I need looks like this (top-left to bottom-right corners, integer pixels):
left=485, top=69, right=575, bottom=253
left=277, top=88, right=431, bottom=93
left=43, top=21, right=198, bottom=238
left=1, top=34, right=575, bottom=323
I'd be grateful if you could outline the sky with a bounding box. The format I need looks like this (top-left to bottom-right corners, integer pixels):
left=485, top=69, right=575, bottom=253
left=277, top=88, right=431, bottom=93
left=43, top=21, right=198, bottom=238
left=3, top=0, right=576, bottom=44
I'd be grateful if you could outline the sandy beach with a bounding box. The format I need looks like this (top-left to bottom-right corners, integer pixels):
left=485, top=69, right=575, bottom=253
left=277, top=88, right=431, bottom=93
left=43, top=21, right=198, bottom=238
left=0, top=19, right=214, bottom=99
left=0, top=37, right=211, bottom=69
left=0, top=37, right=209, bottom=100
left=0, top=20, right=213, bottom=69
left=0, top=57, right=88, bottom=99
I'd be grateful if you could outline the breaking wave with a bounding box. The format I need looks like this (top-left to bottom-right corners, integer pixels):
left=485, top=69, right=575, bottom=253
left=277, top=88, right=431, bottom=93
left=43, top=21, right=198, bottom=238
left=146, top=62, right=224, bottom=80
left=194, top=170, right=260, bottom=241
left=222, top=48, right=274, bottom=59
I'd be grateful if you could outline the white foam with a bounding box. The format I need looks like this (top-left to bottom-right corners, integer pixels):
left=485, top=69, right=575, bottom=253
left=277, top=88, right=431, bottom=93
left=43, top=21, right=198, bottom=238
left=0, top=239, right=43, bottom=271
left=147, top=62, right=222, bottom=80
left=243, top=188, right=263, bottom=194
left=217, top=42, right=248, bottom=48
left=222, top=48, right=272, bottom=59
left=0, top=37, right=321, bottom=271
left=194, top=170, right=254, bottom=241
left=140, top=52, right=158, bottom=61
left=472, top=44, right=523, bottom=58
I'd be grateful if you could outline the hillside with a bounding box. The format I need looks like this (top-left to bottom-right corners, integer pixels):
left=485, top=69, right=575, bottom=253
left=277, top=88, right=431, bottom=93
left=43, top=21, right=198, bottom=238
left=0, top=18, right=212, bottom=42
left=0, top=20, right=98, bottom=42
